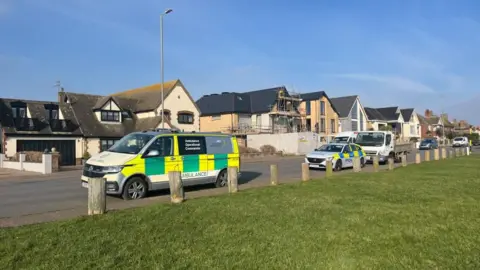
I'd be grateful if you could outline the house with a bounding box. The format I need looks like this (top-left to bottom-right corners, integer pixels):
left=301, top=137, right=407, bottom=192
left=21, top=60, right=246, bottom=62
left=0, top=79, right=200, bottom=165
left=196, top=86, right=302, bottom=134
left=369, top=107, right=405, bottom=138
left=452, top=119, right=472, bottom=135
left=399, top=108, right=421, bottom=140
left=298, top=91, right=340, bottom=137
left=0, top=98, right=83, bottom=166
left=416, top=113, right=431, bottom=138
left=329, top=95, right=368, bottom=132
left=364, top=107, right=388, bottom=131
left=424, top=109, right=454, bottom=137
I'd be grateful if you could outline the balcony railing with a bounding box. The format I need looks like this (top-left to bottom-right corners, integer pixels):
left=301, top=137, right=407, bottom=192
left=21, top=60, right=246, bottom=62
left=13, top=118, right=45, bottom=131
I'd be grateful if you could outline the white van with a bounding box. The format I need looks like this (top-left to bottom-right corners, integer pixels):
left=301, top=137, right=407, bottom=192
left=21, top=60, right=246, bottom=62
left=332, top=131, right=358, bottom=144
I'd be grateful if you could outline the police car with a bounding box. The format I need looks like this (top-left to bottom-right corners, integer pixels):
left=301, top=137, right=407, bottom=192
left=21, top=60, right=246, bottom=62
left=305, top=143, right=366, bottom=171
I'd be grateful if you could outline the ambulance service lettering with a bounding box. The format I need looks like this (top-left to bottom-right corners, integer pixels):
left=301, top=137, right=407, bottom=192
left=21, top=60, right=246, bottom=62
left=185, top=139, right=201, bottom=151
left=182, top=172, right=208, bottom=178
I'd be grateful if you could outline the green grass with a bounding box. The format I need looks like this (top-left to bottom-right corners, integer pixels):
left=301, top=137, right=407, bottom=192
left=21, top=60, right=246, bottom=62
left=2, top=156, right=480, bottom=269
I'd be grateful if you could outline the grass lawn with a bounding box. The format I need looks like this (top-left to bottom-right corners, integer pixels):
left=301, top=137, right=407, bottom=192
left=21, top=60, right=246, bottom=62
left=2, top=156, right=480, bottom=269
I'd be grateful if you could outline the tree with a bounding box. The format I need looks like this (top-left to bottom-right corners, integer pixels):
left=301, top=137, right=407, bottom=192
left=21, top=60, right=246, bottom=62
left=379, top=125, right=392, bottom=131
left=435, top=128, right=443, bottom=137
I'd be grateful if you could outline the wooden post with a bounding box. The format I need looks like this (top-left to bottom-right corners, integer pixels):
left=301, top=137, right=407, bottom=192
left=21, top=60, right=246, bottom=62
left=388, top=158, right=394, bottom=170
left=352, top=156, right=361, bottom=172
left=441, top=148, right=447, bottom=159
left=467, top=146, right=471, bottom=156
left=270, top=164, right=278, bottom=185
left=455, top=148, right=460, bottom=157
left=88, top=177, right=106, bottom=215
left=461, top=148, right=466, bottom=156
left=425, top=151, right=430, bottom=161
left=415, top=152, right=421, bottom=164
left=325, top=160, right=333, bottom=177
left=434, top=149, right=439, bottom=160
left=168, top=171, right=184, bottom=203
left=401, top=154, right=407, bottom=167
left=301, top=163, right=310, bottom=181
left=227, top=167, right=238, bottom=193
left=372, top=156, right=379, bottom=172
left=449, top=149, right=454, bottom=158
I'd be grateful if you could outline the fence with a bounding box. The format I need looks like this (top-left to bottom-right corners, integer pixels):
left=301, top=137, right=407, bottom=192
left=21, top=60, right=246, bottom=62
left=86, top=146, right=472, bottom=216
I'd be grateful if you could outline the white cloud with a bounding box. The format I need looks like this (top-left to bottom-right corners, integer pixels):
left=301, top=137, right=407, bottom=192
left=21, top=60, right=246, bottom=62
left=326, top=73, right=435, bottom=93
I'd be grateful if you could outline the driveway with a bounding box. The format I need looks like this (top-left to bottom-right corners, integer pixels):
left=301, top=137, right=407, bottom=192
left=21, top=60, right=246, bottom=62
left=0, top=146, right=475, bottom=227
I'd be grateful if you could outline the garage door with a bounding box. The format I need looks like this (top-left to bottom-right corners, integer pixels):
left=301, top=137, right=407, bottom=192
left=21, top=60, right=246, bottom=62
left=17, top=140, right=76, bottom=166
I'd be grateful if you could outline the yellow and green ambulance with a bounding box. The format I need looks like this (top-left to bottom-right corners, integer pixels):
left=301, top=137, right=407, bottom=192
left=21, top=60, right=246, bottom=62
left=81, top=129, right=240, bottom=200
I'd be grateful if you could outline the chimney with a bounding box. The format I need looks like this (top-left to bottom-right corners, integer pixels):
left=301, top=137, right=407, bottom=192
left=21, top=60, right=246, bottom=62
left=424, top=109, right=432, bottom=118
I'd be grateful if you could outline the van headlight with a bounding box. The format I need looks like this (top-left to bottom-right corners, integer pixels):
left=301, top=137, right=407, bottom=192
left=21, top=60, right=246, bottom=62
left=102, top=166, right=124, bottom=174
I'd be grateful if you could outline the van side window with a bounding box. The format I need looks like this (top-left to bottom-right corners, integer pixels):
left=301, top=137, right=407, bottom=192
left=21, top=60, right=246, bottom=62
left=178, top=136, right=207, bottom=155
left=148, top=136, right=173, bottom=156
left=205, top=136, right=233, bottom=154
left=385, top=134, right=392, bottom=145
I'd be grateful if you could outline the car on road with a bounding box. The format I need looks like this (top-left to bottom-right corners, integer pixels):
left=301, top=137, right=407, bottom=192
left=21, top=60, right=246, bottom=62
left=452, top=136, right=469, bottom=148
left=81, top=129, right=240, bottom=200
left=305, top=143, right=366, bottom=171
left=473, top=140, right=480, bottom=146
left=419, top=138, right=439, bottom=150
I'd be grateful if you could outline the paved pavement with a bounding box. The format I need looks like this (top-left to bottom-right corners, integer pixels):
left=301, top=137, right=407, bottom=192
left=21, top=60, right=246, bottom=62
left=0, top=146, right=476, bottom=227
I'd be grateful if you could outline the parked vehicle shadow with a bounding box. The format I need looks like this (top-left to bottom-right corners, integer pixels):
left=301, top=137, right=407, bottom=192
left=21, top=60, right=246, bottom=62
left=143, top=171, right=262, bottom=198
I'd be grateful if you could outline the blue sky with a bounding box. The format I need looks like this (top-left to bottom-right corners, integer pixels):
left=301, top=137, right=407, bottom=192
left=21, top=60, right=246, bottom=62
left=1, top=0, right=479, bottom=124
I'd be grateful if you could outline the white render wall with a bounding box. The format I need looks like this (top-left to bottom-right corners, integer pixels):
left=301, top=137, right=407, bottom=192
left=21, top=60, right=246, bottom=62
left=246, top=132, right=321, bottom=155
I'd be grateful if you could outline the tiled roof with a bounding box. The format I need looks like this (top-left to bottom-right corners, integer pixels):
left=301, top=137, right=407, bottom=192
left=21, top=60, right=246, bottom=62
left=300, top=91, right=340, bottom=116
left=64, top=92, right=169, bottom=138
left=196, top=86, right=290, bottom=116
left=0, top=98, right=82, bottom=135
left=364, top=107, right=387, bottom=121
left=111, top=79, right=179, bottom=112
left=400, top=108, right=414, bottom=122
left=417, top=113, right=429, bottom=125
left=329, top=95, right=357, bottom=118
left=374, top=107, right=400, bottom=121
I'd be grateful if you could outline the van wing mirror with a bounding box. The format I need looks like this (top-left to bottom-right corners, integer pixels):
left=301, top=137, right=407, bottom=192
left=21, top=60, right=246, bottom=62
left=144, top=149, right=160, bottom=158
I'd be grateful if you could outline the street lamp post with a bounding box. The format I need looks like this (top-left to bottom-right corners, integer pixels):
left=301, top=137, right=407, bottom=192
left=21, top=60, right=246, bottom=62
left=160, top=8, right=173, bottom=129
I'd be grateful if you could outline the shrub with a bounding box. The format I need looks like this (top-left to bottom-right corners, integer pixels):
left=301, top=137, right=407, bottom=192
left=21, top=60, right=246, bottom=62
left=82, top=151, right=91, bottom=160
left=239, top=146, right=260, bottom=154
left=260, top=145, right=276, bottom=155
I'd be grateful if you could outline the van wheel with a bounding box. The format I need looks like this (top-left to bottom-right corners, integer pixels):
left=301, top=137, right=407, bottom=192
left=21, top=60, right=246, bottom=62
left=334, top=160, right=342, bottom=171
left=215, top=169, right=228, bottom=188
left=122, top=177, right=148, bottom=200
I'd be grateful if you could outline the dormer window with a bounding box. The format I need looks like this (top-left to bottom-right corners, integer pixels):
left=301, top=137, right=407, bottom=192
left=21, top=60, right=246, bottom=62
left=121, top=111, right=131, bottom=119
left=44, top=104, right=59, bottom=120
left=101, top=111, right=120, bottom=122
left=11, top=101, right=27, bottom=118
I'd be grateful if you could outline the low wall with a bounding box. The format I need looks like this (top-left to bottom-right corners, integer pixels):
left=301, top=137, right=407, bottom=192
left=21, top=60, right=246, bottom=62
left=0, top=153, right=53, bottom=174
left=246, top=132, right=321, bottom=155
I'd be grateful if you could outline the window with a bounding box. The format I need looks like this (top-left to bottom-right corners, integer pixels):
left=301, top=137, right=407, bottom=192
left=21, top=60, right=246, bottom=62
left=330, top=119, right=336, bottom=133
left=205, top=136, right=233, bottom=154
left=320, top=101, right=325, bottom=116
left=385, top=134, right=392, bottom=145
left=100, top=139, right=120, bottom=152
left=178, top=112, right=194, bottom=124
left=305, top=101, right=311, bottom=115
left=46, top=109, right=58, bottom=120
left=211, top=115, right=221, bottom=121
left=146, top=136, right=173, bottom=156
left=360, top=113, right=364, bottom=131
left=12, top=107, right=26, bottom=118
left=122, top=111, right=131, bottom=119
left=178, top=136, right=206, bottom=155
left=108, top=133, right=154, bottom=154
left=101, top=111, right=120, bottom=122
left=352, top=121, right=358, bottom=131
left=351, top=101, right=358, bottom=119
left=320, top=118, right=326, bottom=132
left=350, top=144, right=361, bottom=151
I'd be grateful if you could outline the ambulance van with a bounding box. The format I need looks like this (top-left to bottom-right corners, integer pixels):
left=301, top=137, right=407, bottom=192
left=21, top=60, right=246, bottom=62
left=81, top=129, right=240, bottom=200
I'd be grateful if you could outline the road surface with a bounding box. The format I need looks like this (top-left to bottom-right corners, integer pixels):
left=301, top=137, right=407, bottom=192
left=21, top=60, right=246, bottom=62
left=0, top=146, right=475, bottom=226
